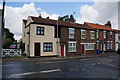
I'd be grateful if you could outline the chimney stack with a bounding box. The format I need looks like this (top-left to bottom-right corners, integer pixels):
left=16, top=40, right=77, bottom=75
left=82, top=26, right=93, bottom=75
left=105, top=21, right=111, bottom=28
left=69, top=14, right=75, bottom=23
left=46, top=17, right=49, bottom=19
left=38, top=14, right=42, bottom=18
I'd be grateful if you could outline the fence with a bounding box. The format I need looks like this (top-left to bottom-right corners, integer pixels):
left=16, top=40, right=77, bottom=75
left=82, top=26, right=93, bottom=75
left=2, top=49, right=21, bottom=57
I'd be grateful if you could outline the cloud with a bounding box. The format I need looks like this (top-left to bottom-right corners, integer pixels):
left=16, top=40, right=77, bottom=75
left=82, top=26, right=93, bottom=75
left=76, top=2, right=118, bottom=29
left=3, top=3, right=59, bottom=41
left=41, top=11, right=59, bottom=20
left=4, top=3, right=39, bottom=41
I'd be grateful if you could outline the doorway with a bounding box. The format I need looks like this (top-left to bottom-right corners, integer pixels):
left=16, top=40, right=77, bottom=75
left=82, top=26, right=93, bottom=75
left=34, top=43, right=40, bottom=56
left=81, top=44, right=85, bottom=55
left=61, top=45, right=65, bottom=57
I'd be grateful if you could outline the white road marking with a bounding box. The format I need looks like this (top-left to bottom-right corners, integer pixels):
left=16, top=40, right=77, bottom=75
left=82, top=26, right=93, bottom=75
left=81, top=69, right=85, bottom=71
left=3, top=64, right=13, bottom=66
left=70, top=68, right=79, bottom=71
left=97, top=63, right=101, bottom=64
left=40, top=69, right=61, bottom=73
left=10, top=69, right=61, bottom=77
left=91, top=63, right=95, bottom=65
left=36, top=60, right=68, bottom=64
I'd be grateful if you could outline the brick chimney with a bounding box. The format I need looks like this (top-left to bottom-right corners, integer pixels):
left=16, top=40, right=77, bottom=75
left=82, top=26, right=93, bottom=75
left=38, top=14, right=42, bottom=18
left=46, top=17, right=49, bottom=19
left=105, top=21, right=111, bottom=28
left=69, top=14, right=75, bottom=23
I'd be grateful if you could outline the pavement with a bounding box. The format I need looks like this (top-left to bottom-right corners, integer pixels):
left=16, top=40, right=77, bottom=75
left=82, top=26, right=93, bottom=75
left=2, top=52, right=118, bottom=61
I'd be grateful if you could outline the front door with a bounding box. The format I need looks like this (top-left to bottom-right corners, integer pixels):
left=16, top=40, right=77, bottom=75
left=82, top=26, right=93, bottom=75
left=81, top=44, right=85, bottom=55
left=61, top=45, right=64, bottom=57
left=34, top=43, right=40, bottom=56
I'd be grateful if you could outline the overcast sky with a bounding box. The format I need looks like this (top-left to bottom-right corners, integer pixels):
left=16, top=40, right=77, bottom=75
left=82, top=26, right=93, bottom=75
left=0, top=0, right=119, bottom=41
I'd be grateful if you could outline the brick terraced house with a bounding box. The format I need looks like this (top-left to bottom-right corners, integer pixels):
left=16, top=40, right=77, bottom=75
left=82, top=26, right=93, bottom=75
left=22, top=15, right=120, bottom=57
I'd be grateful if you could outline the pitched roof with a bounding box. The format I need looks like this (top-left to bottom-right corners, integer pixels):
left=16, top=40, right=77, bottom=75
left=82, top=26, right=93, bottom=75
left=84, top=22, right=116, bottom=32
left=30, top=16, right=94, bottom=30
left=23, top=19, right=27, bottom=25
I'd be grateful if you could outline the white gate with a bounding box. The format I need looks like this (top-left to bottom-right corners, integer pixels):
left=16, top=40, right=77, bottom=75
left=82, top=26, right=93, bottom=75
left=2, top=49, right=21, bottom=57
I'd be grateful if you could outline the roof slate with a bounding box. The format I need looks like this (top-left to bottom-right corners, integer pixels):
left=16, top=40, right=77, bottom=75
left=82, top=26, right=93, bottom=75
left=30, top=16, right=94, bottom=30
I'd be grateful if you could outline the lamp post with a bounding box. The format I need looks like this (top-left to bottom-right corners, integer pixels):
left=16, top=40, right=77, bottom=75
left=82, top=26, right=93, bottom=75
left=56, top=18, right=59, bottom=57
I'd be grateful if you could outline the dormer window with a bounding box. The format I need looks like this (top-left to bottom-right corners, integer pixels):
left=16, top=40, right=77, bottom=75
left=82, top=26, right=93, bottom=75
left=36, top=26, right=44, bottom=35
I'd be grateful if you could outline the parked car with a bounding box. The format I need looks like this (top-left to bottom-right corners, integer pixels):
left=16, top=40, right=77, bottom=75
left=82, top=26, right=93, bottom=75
left=9, top=44, right=17, bottom=49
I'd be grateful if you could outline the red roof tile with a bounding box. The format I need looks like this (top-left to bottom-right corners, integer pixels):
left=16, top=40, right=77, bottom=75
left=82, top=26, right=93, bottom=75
left=85, top=22, right=111, bottom=30
left=85, top=22, right=119, bottom=32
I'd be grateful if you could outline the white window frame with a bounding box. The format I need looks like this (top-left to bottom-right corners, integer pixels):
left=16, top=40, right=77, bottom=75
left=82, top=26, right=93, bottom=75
left=96, top=30, right=99, bottom=39
left=103, top=31, right=106, bottom=39
left=69, top=28, right=75, bottom=39
left=81, top=43, right=95, bottom=50
left=107, top=43, right=109, bottom=49
left=110, top=31, right=112, bottom=35
left=110, top=42, right=112, bottom=49
left=85, top=43, right=95, bottom=50
left=68, top=41, right=76, bottom=52
left=90, top=31, right=95, bottom=39
left=81, top=29, right=86, bottom=39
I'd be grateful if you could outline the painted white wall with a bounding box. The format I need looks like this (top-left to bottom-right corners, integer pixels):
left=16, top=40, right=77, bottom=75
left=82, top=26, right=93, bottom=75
left=30, top=24, right=60, bottom=57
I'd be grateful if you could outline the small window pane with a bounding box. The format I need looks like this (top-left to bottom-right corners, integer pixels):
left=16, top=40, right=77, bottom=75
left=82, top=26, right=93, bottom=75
left=37, top=27, right=44, bottom=35
left=44, top=43, right=53, bottom=52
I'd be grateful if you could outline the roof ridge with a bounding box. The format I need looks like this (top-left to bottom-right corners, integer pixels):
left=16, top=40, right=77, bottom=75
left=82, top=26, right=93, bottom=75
left=86, top=22, right=111, bottom=28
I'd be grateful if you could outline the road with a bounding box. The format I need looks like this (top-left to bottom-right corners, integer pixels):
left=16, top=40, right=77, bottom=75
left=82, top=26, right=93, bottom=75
left=2, top=55, right=120, bottom=79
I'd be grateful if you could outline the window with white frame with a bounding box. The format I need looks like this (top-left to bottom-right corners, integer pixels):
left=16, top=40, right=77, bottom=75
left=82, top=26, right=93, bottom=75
left=107, top=42, right=112, bottom=49
left=110, top=42, right=112, bottom=49
left=69, top=28, right=75, bottom=39
left=96, top=30, right=99, bottom=38
left=107, top=43, right=109, bottom=49
left=103, top=31, right=106, bottom=39
left=81, top=29, right=86, bottom=39
left=110, top=31, right=112, bottom=39
left=68, top=42, right=76, bottom=52
left=90, top=31, right=95, bottom=39
left=85, top=43, right=95, bottom=50
left=110, top=31, right=112, bottom=35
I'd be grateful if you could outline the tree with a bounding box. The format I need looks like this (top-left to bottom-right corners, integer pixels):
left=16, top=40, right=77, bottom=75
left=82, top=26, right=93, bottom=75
left=4, top=28, right=15, bottom=41
left=58, top=15, right=69, bottom=22
left=58, top=14, right=76, bottom=23
left=3, top=28, right=16, bottom=48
